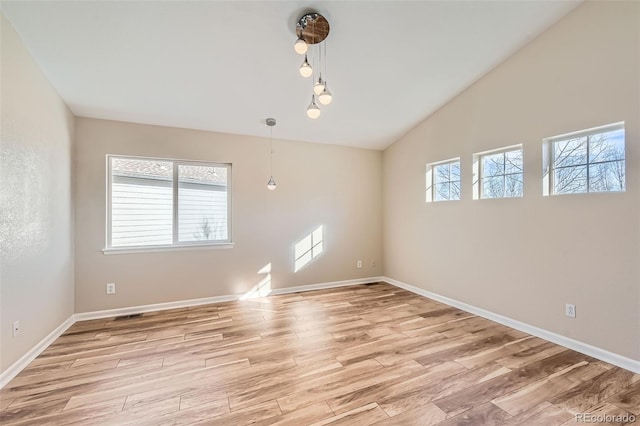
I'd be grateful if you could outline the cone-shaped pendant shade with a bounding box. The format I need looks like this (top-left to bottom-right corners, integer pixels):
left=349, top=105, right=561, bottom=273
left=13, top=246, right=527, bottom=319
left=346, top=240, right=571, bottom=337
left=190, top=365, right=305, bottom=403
left=318, top=83, right=332, bottom=105
left=299, top=55, right=312, bottom=78
left=267, top=176, right=277, bottom=191
left=307, top=95, right=321, bottom=119
left=313, top=76, right=325, bottom=95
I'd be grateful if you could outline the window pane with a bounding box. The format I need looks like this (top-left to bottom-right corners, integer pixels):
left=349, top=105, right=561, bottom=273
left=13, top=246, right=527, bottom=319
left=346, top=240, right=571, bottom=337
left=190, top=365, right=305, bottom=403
left=482, top=176, right=504, bottom=198
left=589, top=161, right=625, bottom=192
left=178, top=165, right=228, bottom=242
left=451, top=162, right=461, bottom=181
left=479, top=148, right=522, bottom=199
left=483, top=153, right=504, bottom=177
left=505, top=174, right=523, bottom=197
left=550, top=125, right=625, bottom=195
left=111, top=158, right=173, bottom=247
left=434, top=164, right=450, bottom=184
left=552, top=123, right=625, bottom=194
left=504, top=149, right=523, bottom=174
left=554, top=165, right=587, bottom=194
left=451, top=181, right=461, bottom=200
left=588, top=129, right=625, bottom=163
left=427, top=159, right=460, bottom=203
left=435, top=183, right=450, bottom=201
left=553, top=137, right=587, bottom=168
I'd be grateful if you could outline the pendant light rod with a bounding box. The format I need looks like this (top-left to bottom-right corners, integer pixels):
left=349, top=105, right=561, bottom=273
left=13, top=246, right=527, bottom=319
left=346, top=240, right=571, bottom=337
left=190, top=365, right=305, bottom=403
left=266, top=118, right=277, bottom=191
left=268, top=118, right=275, bottom=175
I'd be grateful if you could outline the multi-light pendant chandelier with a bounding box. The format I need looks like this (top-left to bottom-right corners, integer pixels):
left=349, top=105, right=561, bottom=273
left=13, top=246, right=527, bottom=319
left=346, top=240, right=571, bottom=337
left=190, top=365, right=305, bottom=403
left=294, top=12, right=333, bottom=119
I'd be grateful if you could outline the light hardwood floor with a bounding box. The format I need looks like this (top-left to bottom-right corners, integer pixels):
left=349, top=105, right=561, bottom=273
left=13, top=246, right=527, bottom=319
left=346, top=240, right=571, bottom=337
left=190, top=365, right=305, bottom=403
left=1, top=282, right=639, bottom=425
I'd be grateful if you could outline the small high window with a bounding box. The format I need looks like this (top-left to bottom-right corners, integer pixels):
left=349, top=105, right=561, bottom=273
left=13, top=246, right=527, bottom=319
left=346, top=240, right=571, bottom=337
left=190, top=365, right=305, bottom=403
left=544, top=123, right=625, bottom=195
left=473, top=145, right=523, bottom=199
left=426, top=159, right=461, bottom=202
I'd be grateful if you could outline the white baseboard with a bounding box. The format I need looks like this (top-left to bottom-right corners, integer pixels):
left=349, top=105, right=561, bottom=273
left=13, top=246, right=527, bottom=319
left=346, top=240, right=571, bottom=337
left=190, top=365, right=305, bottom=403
left=0, top=315, right=75, bottom=388
left=383, top=276, right=640, bottom=374
left=270, top=277, right=385, bottom=296
left=74, top=294, right=239, bottom=321
left=75, top=277, right=383, bottom=321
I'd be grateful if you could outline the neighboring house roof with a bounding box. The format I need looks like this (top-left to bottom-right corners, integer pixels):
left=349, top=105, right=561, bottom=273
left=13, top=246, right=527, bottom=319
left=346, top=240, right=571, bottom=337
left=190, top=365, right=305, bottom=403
left=111, top=158, right=227, bottom=185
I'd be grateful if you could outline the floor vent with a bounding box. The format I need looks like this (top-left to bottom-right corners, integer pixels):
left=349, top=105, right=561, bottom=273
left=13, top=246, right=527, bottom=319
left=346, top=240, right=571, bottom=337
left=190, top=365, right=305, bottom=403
left=114, top=313, right=143, bottom=320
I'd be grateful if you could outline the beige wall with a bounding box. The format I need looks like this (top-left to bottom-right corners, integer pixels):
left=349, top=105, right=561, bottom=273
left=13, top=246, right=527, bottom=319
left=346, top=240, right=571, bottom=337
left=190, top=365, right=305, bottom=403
left=2, top=0, right=637, bottom=377
left=0, top=15, right=75, bottom=372
left=383, top=1, right=640, bottom=361
left=74, top=118, right=382, bottom=312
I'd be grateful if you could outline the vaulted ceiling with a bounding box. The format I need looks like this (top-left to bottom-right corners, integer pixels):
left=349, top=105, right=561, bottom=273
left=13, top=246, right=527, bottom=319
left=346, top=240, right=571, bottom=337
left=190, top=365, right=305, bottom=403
left=1, top=1, right=580, bottom=149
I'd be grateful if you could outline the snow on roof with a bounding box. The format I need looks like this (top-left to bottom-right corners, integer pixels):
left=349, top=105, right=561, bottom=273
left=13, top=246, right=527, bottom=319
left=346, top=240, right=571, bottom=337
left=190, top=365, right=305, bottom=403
left=112, top=158, right=227, bottom=185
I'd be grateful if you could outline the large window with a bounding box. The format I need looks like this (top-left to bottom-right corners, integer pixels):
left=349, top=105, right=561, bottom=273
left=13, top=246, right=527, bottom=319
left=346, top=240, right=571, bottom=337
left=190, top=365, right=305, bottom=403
left=426, top=158, right=461, bottom=202
left=544, top=123, right=625, bottom=195
left=107, top=156, right=231, bottom=250
left=474, top=145, right=523, bottom=199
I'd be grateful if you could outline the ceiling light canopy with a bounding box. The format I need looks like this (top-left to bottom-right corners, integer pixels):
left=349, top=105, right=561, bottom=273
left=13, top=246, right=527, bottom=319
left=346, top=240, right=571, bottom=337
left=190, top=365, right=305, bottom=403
left=295, top=13, right=330, bottom=46
left=293, top=11, right=333, bottom=119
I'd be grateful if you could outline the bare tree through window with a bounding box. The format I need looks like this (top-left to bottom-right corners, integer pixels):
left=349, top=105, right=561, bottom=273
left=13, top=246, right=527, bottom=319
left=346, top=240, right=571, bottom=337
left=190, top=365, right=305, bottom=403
left=481, top=147, right=523, bottom=198
left=551, top=126, right=624, bottom=194
left=433, top=160, right=461, bottom=201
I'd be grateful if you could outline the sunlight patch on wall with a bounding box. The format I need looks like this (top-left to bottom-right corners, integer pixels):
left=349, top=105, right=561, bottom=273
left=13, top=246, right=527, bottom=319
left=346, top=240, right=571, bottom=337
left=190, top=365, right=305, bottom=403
left=294, top=225, right=324, bottom=272
left=240, top=263, right=272, bottom=300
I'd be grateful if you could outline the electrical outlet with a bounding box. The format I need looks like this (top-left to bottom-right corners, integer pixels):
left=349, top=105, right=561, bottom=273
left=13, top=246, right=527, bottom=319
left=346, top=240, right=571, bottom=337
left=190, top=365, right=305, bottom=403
left=12, top=320, right=20, bottom=338
left=565, top=303, right=576, bottom=318
left=356, top=260, right=362, bottom=268
left=106, top=283, right=116, bottom=295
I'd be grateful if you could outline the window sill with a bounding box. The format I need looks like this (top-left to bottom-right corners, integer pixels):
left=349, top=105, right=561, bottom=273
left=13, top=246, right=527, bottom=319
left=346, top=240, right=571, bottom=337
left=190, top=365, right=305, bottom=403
left=102, top=243, right=234, bottom=255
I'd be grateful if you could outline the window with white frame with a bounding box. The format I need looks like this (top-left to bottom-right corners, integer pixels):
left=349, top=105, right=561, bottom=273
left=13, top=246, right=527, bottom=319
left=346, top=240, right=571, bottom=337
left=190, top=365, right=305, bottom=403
left=544, top=123, right=625, bottom=195
left=107, top=156, right=231, bottom=249
left=426, top=158, right=460, bottom=202
left=474, top=145, right=523, bottom=199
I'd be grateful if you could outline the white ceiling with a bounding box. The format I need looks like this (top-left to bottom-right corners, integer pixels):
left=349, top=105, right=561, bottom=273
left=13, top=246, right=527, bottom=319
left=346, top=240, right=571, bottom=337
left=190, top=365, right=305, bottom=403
left=1, top=1, right=580, bottom=150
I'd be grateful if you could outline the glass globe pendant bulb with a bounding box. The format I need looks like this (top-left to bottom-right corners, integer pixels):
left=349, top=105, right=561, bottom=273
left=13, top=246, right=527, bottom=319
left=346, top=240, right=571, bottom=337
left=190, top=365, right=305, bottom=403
left=318, top=83, right=332, bottom=105
left=299, top=55, right=313, bottom=78
left=294, top=36, right=308, bottom=55
left=307, top=95, right=321, bottom=119
left=267, top=176, right=277, bottom=191
left=313, top=76, right=325, bottom=96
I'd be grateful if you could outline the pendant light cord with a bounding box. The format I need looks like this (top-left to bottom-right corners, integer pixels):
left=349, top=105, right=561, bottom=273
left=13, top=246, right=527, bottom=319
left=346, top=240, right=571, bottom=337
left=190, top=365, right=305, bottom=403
left=323, top=38, right=327, bottom=76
